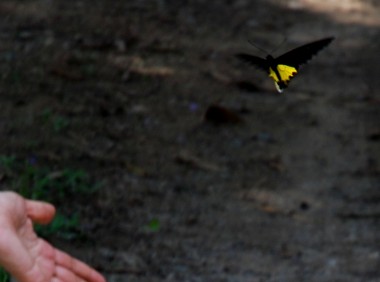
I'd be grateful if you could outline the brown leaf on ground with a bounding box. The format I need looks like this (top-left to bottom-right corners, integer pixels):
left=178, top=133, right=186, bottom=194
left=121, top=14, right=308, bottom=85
left=204, top=104, right=244, bottom=124
left=367, top=129, right=380, bottom=141
left=241, top=189, right=311, bottom=215
left=175, top=150, right=221, bottom=171
left=206, top=69, right=233, bottom=84
left=49, top=65, right=84, bottom=81
left=129, top=56, right=174, bottom=77
left=129, top=65, right=174, bottom=77
left=261, top=155, right=285, bottom=172
left=49, top=54, right=85, bottom=81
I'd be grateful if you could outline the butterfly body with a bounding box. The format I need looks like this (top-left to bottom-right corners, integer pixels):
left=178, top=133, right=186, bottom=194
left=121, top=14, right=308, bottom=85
left=237, top=37, right=334, bottom=92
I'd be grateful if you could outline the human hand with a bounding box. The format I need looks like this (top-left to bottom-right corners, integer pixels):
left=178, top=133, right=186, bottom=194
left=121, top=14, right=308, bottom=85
left=0, top=191, right=106, bottom=282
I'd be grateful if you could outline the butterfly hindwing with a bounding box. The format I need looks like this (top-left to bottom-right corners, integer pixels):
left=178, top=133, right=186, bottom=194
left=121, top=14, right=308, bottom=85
left=275, top=37, right=334, bottom=69
left=269, top=65, right=298, bottom=83
left=269, top=65, right=298, bottom=92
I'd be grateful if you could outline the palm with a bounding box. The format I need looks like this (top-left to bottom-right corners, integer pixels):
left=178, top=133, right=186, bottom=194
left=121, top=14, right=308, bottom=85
left=0, top=192, right=105, bottom=282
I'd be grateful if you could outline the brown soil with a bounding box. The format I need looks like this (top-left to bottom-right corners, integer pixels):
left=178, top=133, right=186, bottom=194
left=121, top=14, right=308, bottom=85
left=0, top=0, right=379, bottom=281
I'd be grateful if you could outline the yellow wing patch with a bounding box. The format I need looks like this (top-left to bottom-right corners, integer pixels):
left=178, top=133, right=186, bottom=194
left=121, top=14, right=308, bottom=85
left=277, top=65, right=297, bottom=83
left=269, top=67, right=279, bottom=82
left=269, top=65, right=298, bottom=92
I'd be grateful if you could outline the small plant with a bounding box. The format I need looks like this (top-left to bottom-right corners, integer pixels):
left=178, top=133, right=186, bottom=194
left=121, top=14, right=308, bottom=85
left=13, top=158, right=98, bottom=202
left=0, top=155, right=100, bottom=240
left=52, top=116, right=70, bottom=133
left=0, top=155, right=16, bottom=170
left=0, top=267, right=10, bottom=282
left=35, top=213, right=81, bottom=240
left=40, top=109, right=70, bottom=133
left=145, top=218, right=161, bottom=232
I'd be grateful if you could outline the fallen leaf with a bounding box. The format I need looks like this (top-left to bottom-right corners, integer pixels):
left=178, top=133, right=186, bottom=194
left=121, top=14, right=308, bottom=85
left=240, top=189, right=311, bottom=215
left=204, top=104, right=243, bottom=124
left=261, top=155, right=285, bottom=172
left=175, top=150, right=221, bottom=171
left=368, top=130, right=380, bottom=141
left=49, top=66, right=84, bottom=81
left=129, top=56, right=174, bottom=77
left=206, top=70, right=232, bottom=84
left=49, top=54, right=84, bottom=81
left=130, top=65, right=174, bottom=77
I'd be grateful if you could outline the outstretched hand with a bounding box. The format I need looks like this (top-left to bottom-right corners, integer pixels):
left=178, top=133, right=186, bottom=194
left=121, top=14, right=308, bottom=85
left=0, top=191, right=106, bottom=282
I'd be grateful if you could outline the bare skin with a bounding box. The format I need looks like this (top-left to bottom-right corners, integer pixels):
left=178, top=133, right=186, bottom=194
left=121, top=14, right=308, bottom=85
left=0, top=191, right=106, bottom=282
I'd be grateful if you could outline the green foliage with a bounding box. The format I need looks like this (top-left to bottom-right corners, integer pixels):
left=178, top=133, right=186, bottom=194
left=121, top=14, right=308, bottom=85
left=0, top=267, right=10, bottom=282
left=0, top=155, right=100, bottom=240
left=52, top=116, right=70, bottom=133
left=40, top=109, right=70, bottom=133
left=0, top=155, right=16, bottom=173
left=35, top=213, right=81, bottom=240
left=16, top=167, right=97, bottom=201
left=146, top=218, right=160, bottom=232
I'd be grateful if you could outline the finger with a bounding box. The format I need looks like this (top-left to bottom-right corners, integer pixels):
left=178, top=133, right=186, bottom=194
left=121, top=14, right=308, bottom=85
left=55, top=249, right=106, bottom=282
left=51, top=276, right=86, bottom=282
left=25, top=199, right=56, bottom=224
left=55, top=265, right=82, bottom=282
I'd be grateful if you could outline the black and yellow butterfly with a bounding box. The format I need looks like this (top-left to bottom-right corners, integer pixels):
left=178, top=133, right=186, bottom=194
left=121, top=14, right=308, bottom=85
left=237, top=37, right=334, bottom=92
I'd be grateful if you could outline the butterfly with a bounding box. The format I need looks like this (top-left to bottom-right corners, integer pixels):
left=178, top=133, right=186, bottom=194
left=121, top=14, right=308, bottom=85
left=236, top=37, right=334, bottom=92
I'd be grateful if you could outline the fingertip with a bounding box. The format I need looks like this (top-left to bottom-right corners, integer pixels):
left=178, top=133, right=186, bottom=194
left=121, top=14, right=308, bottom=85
left=96, top=271, right=107, bottom=282
left=90, top=270, right=107, bottom=282
left=26, top=200, right=56, bottom=224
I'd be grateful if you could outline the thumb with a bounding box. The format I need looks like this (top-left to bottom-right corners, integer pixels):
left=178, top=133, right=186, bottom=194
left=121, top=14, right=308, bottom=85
left=25, top=200, right=56, bottom=224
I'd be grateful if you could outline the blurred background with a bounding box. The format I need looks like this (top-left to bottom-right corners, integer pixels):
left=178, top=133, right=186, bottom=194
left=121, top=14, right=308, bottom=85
left=0, top=0, right=379, bottom=281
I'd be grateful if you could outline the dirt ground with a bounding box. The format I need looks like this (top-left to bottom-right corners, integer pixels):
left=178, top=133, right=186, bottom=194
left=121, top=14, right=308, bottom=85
left=0, top=0, right=379, bottom=281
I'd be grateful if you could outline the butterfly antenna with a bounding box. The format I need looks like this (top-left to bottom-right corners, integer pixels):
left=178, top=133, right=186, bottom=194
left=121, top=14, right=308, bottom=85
left=247, top=39, right=268, bottom=56
left=269, top=36, right=287, bottom=54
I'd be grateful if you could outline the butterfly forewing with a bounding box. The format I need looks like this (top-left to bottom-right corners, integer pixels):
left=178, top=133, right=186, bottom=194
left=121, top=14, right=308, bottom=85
left=275, top=37, right=334, bottom=69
